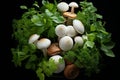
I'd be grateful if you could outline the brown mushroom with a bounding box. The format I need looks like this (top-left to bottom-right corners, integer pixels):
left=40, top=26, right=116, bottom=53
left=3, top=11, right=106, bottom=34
left=47, top=43, right=61, bottom=56
left=63, top=12, right=77, bottom=19
left=64, top=64, right=80, bottom=79
left=63, top=12, right=77, bottom=25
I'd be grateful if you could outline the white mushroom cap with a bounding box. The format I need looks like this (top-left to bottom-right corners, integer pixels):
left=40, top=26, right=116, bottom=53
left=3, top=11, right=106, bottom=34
left=57, top=2, right=69, bottom=12
left=55, top=24, right=67, bottom=37
left=36, top=38, right=51, bottom=49
left=49, top=55, right=65, bottom=73
left=74, top=36, right=84, bottom=46
left=69, top=2, right=79, bottom=8
left=66, top=25, right=77, bottom=37
left=28, top=34, right=40, bottom=44
left=73, top=19, right=85, bottom=34
left=59, top=36, right=73, bottom=51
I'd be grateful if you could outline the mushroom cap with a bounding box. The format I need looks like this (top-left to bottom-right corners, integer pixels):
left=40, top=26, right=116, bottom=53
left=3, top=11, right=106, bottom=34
left=57, top=2, right=69, bottom=12
left=69, top=2, right=79, bottom=8
left=66, top=25, right=77, bottom=37
left=73, top=19, right=85, bottom=34
left=36, top=38, right=51, bottom=49
left=64, top=64, right=80, bottom=79
left=63, top=12, right=77, bottom=19
left=28, top=34, right=40, bottom=44
left=55, top=24, right=67, bottom=37
left=49, top=55, right=65, bottom=73
left=59, top=36, right=73, bottom=51
left=47, top=43, right=61, bottom=56
left=74, top=36, right=84, bottom=46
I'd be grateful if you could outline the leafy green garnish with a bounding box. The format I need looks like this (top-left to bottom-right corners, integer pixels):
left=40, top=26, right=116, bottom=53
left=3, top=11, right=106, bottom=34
left=11, top=0, right=115, bottom=79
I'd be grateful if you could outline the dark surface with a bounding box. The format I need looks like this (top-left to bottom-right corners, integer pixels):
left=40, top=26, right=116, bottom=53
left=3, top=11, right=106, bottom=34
left=1, top=0, right=120, bottom=80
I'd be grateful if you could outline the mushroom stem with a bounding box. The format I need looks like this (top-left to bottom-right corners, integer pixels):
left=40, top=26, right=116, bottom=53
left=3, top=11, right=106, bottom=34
left=42, top=48, right=47, bottom=57
left=71, top=7, right=74, bottom=13
left=66, top=17, right=73, bottom=25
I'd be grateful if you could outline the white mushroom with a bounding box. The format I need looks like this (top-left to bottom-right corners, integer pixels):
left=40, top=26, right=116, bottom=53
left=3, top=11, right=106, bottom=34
left=28, top=34, right=40, bottom=44
left=66, top=25, right=77, bottom=37
left=59, top=36, right=73, bottom=51
left=57, top=2, right=69, bottom=12
left=74, top=36, right=84, bottom=46
left=49, top=55, right=65, bottom=73
left=55, top=24, right=67, bottom=38
left=73, top=19, right=85, bottom=34
left=69, top=2, right=79, bottom=13
left=36, top=38, right=51, bottom=57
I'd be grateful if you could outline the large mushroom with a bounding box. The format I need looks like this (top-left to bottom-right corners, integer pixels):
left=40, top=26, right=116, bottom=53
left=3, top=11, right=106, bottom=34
left=59, top=36, right=73, bottom=51
left=28, top=34, right=40, bottom=44
left=57, top=2, right=69, bottom=12
left=66, top=25, right=77, bottom=37
left=73, top=19, right=85, bottom=34
left=49, top=55, right=65, bottom=73
left=55, top=24, right=67, bottom=39
left=36, top=38, right=51, bottom=57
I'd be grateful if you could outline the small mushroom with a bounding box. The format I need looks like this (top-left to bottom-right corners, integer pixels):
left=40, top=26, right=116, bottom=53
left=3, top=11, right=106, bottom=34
left=47, top=43, right=61, bottom=56
left=28, top=34, right=40, bottom=44
left=74, top=36, right=84, bottom=46
left=73, top=19, right=85, bottom=34
left=59, top=36, right=73, bottom=51
left=64, top=64, right=80, bottom=79
left=66, top=25, right=77, bottom=37
left=49, top=55, right=65, bottom=73
left=36, top=38, right=51, bottom=57
left=55, top=24, right=67, bottom=39
left=57, top=2, right=69, bottom=12
left=69, top=2, right=79, bottom=14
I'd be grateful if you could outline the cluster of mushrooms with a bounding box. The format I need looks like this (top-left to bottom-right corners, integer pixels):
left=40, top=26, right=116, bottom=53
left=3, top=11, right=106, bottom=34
left=28, top=1, right=86, bottom=79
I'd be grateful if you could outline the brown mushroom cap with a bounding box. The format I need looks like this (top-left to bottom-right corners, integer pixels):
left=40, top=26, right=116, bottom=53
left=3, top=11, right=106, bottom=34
left=47, top=43, right=61, bottom=56
left=64, top=64, right=80, bottom=79
left=63, top=12, right=77, bottom=19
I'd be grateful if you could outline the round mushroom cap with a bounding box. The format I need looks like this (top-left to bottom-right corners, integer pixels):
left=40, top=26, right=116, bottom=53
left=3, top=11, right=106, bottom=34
left=66, top=25, right=77, bottom=37
left=49, top=55, right=65, bottom=73
left=63, top=12, right=77, bottom=19
left=59, top=36, right=73, bottom=51
left=55, top=24, right=67, bottom=37
left=69, top=2, right=79, bottom=8
left=36, top=38, right=51, bottom=49
left=73, top=19, right=85, bottom=34
left=57, top=2, right=69, bottom=12
left=74, top=36, right=84, bottom=46
left=28, top=34, right=40, bottom=44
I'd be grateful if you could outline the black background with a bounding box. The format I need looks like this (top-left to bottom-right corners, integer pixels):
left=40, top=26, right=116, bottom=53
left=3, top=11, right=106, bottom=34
left=1, top=0, right=120, bottom=80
